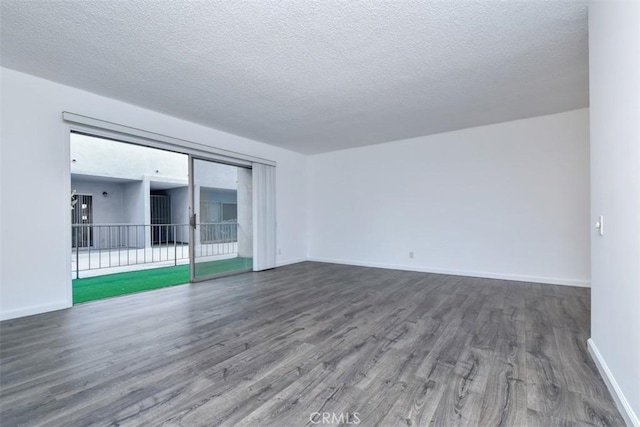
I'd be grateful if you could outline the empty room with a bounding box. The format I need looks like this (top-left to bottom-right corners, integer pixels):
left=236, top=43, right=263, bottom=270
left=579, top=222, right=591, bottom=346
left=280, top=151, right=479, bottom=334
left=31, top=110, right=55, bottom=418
left=0, top=1, right=638, bottom=426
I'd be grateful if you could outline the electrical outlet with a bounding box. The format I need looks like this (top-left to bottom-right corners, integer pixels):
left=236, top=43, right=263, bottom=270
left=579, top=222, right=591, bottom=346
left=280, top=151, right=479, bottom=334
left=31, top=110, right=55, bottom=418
left=409, top=251, right=414, bottom=259
left=278, top=248, right=282, bottom=255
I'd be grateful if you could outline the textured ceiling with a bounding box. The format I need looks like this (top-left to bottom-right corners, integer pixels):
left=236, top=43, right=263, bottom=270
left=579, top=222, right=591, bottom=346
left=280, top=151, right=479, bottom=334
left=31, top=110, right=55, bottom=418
left=0, top=1, right=588, bottom=154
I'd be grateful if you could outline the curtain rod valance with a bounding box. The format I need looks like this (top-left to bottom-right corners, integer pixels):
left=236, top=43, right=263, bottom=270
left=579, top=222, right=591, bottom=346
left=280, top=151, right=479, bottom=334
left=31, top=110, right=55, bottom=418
left=62, top=112, right=276, bottom=167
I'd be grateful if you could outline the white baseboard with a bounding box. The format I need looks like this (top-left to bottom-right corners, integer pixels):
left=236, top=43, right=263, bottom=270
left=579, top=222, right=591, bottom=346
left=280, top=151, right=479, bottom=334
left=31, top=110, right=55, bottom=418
left=588, top=339, right=639, bottom=427
left=0, top=258, right=587, bottom=321
left=276, top=257, right=307, bottom=268
left=307, top=257, right=590, bottom=287
left=0, top=301, right=71, bottom=322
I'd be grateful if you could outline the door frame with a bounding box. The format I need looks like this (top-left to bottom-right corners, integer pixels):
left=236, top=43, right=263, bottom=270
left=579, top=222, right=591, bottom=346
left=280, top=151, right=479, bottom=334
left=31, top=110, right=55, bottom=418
left=65, top=116, right=274, bottom=307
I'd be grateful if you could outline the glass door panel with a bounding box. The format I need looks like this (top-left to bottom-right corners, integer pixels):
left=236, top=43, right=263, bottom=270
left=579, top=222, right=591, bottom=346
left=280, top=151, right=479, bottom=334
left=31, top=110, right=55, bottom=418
left=189, top=157, right=253, bottom=281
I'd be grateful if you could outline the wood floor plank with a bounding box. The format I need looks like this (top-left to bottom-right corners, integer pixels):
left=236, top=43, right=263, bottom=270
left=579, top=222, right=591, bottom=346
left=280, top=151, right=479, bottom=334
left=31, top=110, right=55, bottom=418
left=527, top=408, right=580, bottom=427
left=553, top=327, right=613, bottom=400
left=430, top=345, right=492, bottom=426
left=478, top=355, right=527, bottom=427
left=0, top=262, right=625, bottom=426
left=377, top=378, right=445, bottom=427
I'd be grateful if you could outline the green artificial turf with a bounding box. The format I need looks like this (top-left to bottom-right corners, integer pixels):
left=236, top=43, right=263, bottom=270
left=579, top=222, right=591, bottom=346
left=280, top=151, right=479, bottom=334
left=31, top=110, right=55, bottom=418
left=195, top=257, right=252, bottom=278
left=73, top=257, right=252, bottom=304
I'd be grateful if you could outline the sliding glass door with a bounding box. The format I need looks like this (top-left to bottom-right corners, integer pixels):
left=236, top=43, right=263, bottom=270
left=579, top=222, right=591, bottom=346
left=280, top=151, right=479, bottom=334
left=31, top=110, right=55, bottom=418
left=67, top=120, right=273, bottom=303
left=189, top=157, right=253, bottom=282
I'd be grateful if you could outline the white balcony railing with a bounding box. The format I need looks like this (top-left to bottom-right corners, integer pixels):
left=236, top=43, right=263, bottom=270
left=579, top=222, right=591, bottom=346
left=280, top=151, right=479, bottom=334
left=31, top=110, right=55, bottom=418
left=71, top=222, right=238, bottom=278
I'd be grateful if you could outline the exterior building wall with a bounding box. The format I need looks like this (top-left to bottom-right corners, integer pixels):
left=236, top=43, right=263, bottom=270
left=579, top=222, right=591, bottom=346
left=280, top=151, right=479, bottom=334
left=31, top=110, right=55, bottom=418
left=71, top=132, right=238, bottom=191
left=123, top=180, right=148, bottom=248
left=167, top=187, right=189, bottom=243
left=70, top=179, right=125, bottom=224
left=71, top=133, right=188, bottom=181
left=200, top=188, right=237, bottom=205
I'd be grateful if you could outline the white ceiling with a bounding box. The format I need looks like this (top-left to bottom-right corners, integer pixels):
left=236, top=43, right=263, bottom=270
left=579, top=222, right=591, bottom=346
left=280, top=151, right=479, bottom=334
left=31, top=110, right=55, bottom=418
left=0, top=1, right=589, bottom=154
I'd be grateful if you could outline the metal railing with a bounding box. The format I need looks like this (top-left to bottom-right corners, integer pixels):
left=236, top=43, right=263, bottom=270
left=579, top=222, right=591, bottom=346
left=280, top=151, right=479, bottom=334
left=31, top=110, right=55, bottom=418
left=200, top=221, right=238, bottom=243
left=71, top=222, right=239, bottom=278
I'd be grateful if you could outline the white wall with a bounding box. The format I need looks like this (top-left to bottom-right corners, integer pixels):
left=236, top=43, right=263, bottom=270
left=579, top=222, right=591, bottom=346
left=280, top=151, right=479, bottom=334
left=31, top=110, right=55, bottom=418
left=588, top=2, right=640, bottom=424
left=0, top=67, right=308, bottom=320
left=308, top=109, right=590, bottom=286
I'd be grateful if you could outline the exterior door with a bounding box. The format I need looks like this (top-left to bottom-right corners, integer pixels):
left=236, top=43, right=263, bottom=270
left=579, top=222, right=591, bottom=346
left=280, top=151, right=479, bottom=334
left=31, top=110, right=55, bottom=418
left=71, top=194, right=93, bottom=248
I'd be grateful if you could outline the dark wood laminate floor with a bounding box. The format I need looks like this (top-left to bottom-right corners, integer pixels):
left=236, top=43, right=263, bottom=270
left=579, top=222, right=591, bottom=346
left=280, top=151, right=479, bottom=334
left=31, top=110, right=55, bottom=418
left=0, top=262, right=625, bottom=426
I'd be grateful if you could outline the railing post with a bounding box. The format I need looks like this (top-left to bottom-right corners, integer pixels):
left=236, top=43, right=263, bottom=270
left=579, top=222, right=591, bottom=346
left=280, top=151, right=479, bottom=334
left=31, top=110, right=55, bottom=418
left=75, top=226, right=79, bottom=279
left=110, top=226, right=113, bottom=267
left=174, top=225, right=177, bottom=266
left=126, top=225, right=130, bottom=266
left=87, top=226, right=93, bottom=270
left=144, top=225, right=147, bottom=264
left=117, top=225, right=121, bottom=267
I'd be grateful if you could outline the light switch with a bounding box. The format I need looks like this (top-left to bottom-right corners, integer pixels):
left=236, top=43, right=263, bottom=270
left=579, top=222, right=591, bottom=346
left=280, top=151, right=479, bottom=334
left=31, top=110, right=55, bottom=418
left=595, top=215, right=604, bottom=236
